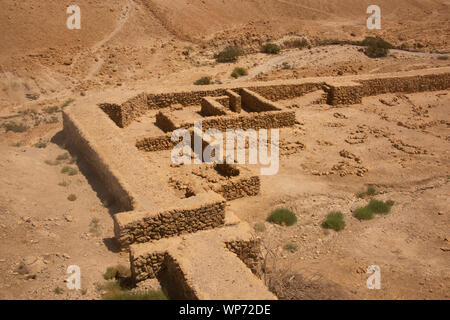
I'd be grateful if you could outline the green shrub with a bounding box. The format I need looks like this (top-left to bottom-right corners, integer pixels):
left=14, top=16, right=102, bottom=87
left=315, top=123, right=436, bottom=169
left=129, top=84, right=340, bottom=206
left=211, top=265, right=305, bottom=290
left=367, top=199, right=391, bottom=214
left=353, top=206, right=375, bottom=220
left=321, top=211, right=346, bottom=231
left=367, top=186, right=377, bottom=196
left=231, top=67, right=248, bottom=78
left=104, top=265, right=131, bottom=280
left=262, top=43, right=281, bottom=54
left=58, top=181, right=69, bottom=187
left=101, top=281, right=167, bottom=300
left=194, top=76, right=212, bottom=85
left=45, top=160, right=60, bottom=166
left=61, top=99, right=75, bottom=109
left=361, top=37, right=392, bottom=58
left=437, top=56, right=449, bottom=60
left=54, top=287, right=64, bottom=295
left=44, top=106, right=59, bottom=114
left=365, top=46, right=389, bottom=58
left=216, top=46, right=243, bottom=63
left=283, top=243, right=298, bottom=253
left=361, top=37, right=393, bottom=49
left=61, top=166, right=78, bottom=176
left=289, top=38, right=309, bottom=49
left=34, top=141, right=47, bottom=148
left=4, top=122, right=29, bottom=133
left=253, top=223, right=266, bottom=233
left=56, top=153, right=70, bottom=161
left=267, top=208, right=297, bottom=226
left=282, top=62, right=291, bottom=70
left=89, top=217, right=100, bottom=236
left=67, top=194, right=77, bottom=201
left=386, top=200, right=395, bottom=207
left=358, top=185, right=377, bottom=198
left=353, top=199, right=394, bottom=220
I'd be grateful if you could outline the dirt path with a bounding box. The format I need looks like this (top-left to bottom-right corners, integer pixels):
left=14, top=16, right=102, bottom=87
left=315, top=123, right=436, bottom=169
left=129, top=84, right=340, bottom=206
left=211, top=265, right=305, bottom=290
left=85, top=0, right=135, bottom=80
left=239, top=45, right=449, bottom=81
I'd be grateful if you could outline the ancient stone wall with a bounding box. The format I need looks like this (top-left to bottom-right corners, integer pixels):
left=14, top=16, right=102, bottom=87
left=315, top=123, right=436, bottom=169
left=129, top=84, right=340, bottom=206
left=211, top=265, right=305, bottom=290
left=157, top=255, right=199, bottom=299
left=217, top=176, right=261, bottom=201
left=113, top=191, right=226, bottom=247
left=225, top=89, right=242, bottom=113
left=325, top=81, right=363, bottom=105
left=248, top=82, right=324, bottom=101
left=100, top=70, right=450, bottom=127
left=200, top=110, right=296, bottom=131
left=155, top=110, right=181, bottom=132
left=200, top=97, right=230, bottom=116
left=62, top=111, right=136, bottom=211
left=357, top=73, right=450, bottom=97
left=136, top=109, right=295, bottom=152
left=215, top=96, right=231, bottom=109
left=135, top=133, right=177, bottom=151
left=225, top=239, right=263, bottom=277
left=147, top=89, right=230, bottom=109
left=240, top=88, right=281, bottom=112
left=99, top=103, right=123, bottom=128
left=129, top=224, right=267, bottom=299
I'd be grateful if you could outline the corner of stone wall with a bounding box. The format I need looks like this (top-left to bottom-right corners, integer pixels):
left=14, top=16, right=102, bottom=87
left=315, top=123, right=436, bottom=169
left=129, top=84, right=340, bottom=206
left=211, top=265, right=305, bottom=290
left=225, top=239, right=263, bottom=278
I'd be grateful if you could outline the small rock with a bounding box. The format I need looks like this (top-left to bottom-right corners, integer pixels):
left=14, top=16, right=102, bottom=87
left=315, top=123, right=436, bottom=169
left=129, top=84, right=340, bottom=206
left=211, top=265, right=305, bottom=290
left=62, top=253, right=70, bottom=259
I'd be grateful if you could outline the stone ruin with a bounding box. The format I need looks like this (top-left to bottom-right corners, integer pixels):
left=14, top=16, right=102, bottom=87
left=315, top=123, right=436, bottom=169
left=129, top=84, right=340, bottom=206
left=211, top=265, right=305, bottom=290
left=63, top=67, right=450, bottom=299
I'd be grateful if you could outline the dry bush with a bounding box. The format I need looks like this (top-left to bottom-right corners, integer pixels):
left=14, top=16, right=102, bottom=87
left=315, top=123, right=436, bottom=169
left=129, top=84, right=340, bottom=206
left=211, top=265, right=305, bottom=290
left=258, top=238, right=350, bottom=299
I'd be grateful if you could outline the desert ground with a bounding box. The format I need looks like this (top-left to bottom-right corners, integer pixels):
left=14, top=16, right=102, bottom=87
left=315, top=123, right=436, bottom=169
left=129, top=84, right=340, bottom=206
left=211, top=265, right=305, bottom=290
left=0, top=0, right=449, bottom=299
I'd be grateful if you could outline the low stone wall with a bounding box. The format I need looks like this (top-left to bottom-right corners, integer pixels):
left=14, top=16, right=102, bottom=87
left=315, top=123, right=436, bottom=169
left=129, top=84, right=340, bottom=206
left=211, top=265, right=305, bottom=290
left=131, top=251, right=166, bottom=281
left=147, top=89, right=229, bottom=109
left=155, top=110, right=183, bottom=132
left=135, top=133, right=177, bottom=151
left=157, top=255, right=198, bottom=299
left=200, top=110, right=296, bottom=131
left=113, top=191, right=226, bottom=247
left=326, top=73, right=450, bottom=105
left=100, top=69, right=450, bottom=127
left=225, top=239, right=263, bottom=277
left=131, top=238, right=262, bottom=284
left=357, top=73, right=450, bottom=97
left=217, top=176, right=261, bottom=201
left=128, top=224, right=276, bottom=299
left=63, top=110, right=136, bottom=212
left=225, top=89, right=242, bottom=113
left=100, top=93, right=148, bottom=128
left=240, top=88, right=281, bottom=112
left=248, top=82, right=324, bottom=101
left=136, top=109, right=295, bottom=152
left=215, top=96, right=230, bottom=109
left=200, top=97, right=230, bottom=116
left=99, top=103, right=122, bottom=128
left=325, top=81, right=363, bottom=105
